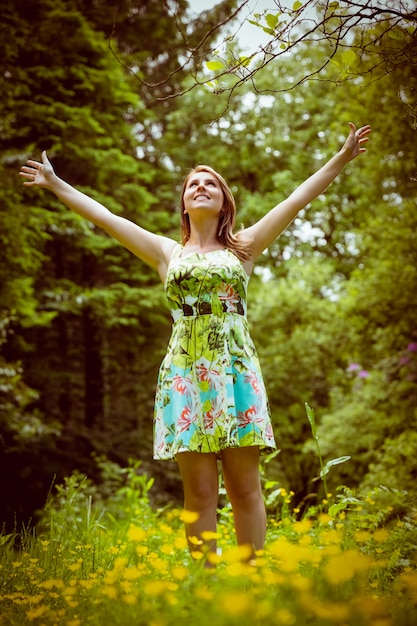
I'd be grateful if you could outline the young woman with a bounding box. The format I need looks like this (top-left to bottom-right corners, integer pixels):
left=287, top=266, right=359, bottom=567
left=20, top=122, right=371, bottom=562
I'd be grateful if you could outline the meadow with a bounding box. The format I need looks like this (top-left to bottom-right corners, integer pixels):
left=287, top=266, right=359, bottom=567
left=1, top=451, right=416, bottom=626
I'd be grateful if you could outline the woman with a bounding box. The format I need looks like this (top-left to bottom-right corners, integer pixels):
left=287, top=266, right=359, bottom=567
left=20, top=122, right=371, bottom=562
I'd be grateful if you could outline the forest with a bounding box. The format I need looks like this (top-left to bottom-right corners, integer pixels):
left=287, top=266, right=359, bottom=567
left=1, top=0, right=416, bottom=533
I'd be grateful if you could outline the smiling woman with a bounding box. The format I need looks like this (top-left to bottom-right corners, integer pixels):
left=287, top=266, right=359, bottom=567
left=179, top=165, right=251, bottom=263
left=20, top=122, right=370, bottom=565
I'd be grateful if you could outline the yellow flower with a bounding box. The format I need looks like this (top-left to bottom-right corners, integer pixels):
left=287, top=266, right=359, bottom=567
left=160, top=543, right=173, bottom=555
left=174, top=536, right=188, bottom=550
left=355, top=530, right=371, bottom=543
left=79, top=579, right=95, bottom=589
left=179, top=509, right=200, bottom=523
left=222, top=544, right=253, bottom=563
left=26, top=605, right=48, bottom=620
left=201, top=530, right=220, bottom=541
left=219, top=591, right=251, bottom=616
left=188, top=535, right=203, bottom=546
left=324, top=549, right=371, bottom=584
left=102, top=585, right=118, bottom=599
left=318, top=512, right=331, bottom=525
left=149, top=556, right=169, bottom=571
left=159, top=523, right=173, bottom=534
left=68, top=561, right=82, bottom=572
left=113, top=556, right=128, bottom=570
left=276, top=608, right=296, bottom=625
left=171, top=565, right=188, bottom=580
left=122, top=593, right=138, bottom=605
left=373, top=528, right=390, bottom=543
left=194, top=586, right=213, bottom=601
left=38, top=579, right=65, bottom=590
left=143, top=581, right=169, bottom=596
left=123, top=567, right=141, bottom=580
left=127, top=525, right=147, bottom=542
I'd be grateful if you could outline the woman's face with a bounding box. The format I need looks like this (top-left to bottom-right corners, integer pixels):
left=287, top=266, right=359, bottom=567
left=182, top=171, right=224, bottom=216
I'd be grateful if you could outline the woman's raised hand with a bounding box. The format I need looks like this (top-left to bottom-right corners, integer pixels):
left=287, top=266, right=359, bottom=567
left=19, top=151, right=56, bottom=188
left=341, top=122, right=371, bottom=162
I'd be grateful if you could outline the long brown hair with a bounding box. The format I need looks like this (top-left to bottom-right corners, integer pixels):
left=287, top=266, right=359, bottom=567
left=180, top=165, right=251, bottom=262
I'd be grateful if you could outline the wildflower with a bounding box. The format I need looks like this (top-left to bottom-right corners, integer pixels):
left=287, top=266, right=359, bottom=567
left=219, top=591, right=251, bottom=616
left=102, top=585, right=118, bottom=599
left=113, top=556, right=128, bottom=570
left=174, top=536, right=188, bottom=550
left=318, top=512, right=331, bottom=525
left=355, top=530, right=371, bottom=543
left=171, top=565, right=188, bottom=580
left=407, top=342, right=417, bottom=352
left=68, top=561, right=82, bottom=572
left=373, top=528, right=389, bottom=543
left=122, top=593, right=137, bottom=605
left=347, top=363, right=361, bottom=371
left=358, top=369, right=369, bottom=378
left=143, top=580, right=174, bottom=596
left=160, top=543, right=174, bottom=555
left=123, top=567, right=141, bottom=580
left=222, top=544, right=253, bottom=563
left=194, top=586, right=214, bottom=601
left=292, top=519, right=313, bottom=534
left=179, top=509, right=200, bottom=524
left=276, top=608, right=296, bottom=625
left=324, top=549, right=371, bottom=584
left=127, top=525, right=147, bottom=542
left=26, top=605, right=48, bottom=620
left=188, top=535, right=203, bottom=546
left=38, top=579, right=65, bottom=590
left=200, top=530, right=220, bottom=541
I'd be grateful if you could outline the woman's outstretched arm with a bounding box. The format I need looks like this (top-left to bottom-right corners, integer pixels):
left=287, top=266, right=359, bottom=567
left=20, top=151, right=176, bottom=281
left=243, top=123, right=371, bottom=261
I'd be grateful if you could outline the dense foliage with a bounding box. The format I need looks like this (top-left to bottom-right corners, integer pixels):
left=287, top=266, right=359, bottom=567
left=1, top=0, right=416, bottom=537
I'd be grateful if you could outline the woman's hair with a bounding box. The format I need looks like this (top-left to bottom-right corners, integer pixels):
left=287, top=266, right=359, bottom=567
left=180, top=165, right=251, bottom=262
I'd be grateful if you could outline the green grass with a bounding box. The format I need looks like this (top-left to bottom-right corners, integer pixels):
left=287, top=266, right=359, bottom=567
left=1, top=458, right=416, bottom=626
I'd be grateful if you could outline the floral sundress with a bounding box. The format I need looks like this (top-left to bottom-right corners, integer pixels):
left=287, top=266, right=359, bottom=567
left=153, top=245, right=276, bottom=459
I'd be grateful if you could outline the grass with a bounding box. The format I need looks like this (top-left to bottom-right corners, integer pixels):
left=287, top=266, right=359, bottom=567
left=1, top=456, right=416, bottom=626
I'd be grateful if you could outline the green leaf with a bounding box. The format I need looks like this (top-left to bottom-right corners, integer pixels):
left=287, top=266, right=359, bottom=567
left=320, top=455, right=351, bottom=478
left=305, top=402, right=318, bottom=439
left=248, top=19, right=264, bottom=30
left=293, top=1, right=303, bottom=10
left=265, top=13, right=280, bottom=30
left=389, top=28, right=405, bottom=41
left=239, top=55, right=251, bottom=67
left=205, top=60, right=224, bottom=71
left=341, top=49, right=357, bottom=66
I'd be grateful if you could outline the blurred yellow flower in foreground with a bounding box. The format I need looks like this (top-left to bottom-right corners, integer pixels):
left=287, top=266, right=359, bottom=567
left=179, top=509, right=200, bottom=523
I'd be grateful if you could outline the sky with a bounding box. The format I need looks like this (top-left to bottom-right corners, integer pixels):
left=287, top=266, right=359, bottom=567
left=186, top=0, right=274, bottom=52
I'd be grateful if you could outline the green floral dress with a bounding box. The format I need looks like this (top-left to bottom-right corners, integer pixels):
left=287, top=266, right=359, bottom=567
left=153, top=245, right=276, bottom=459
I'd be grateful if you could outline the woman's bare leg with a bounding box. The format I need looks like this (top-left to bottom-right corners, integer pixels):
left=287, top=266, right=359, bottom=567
left=176, top=451, right=219, bottom=560
left=221, top=446, right=266, bottom=555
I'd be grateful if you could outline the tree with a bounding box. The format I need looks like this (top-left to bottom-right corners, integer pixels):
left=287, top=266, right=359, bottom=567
left=0, top=0, right=250, bottom=529
left=139, top=0, right=417, bottom=123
